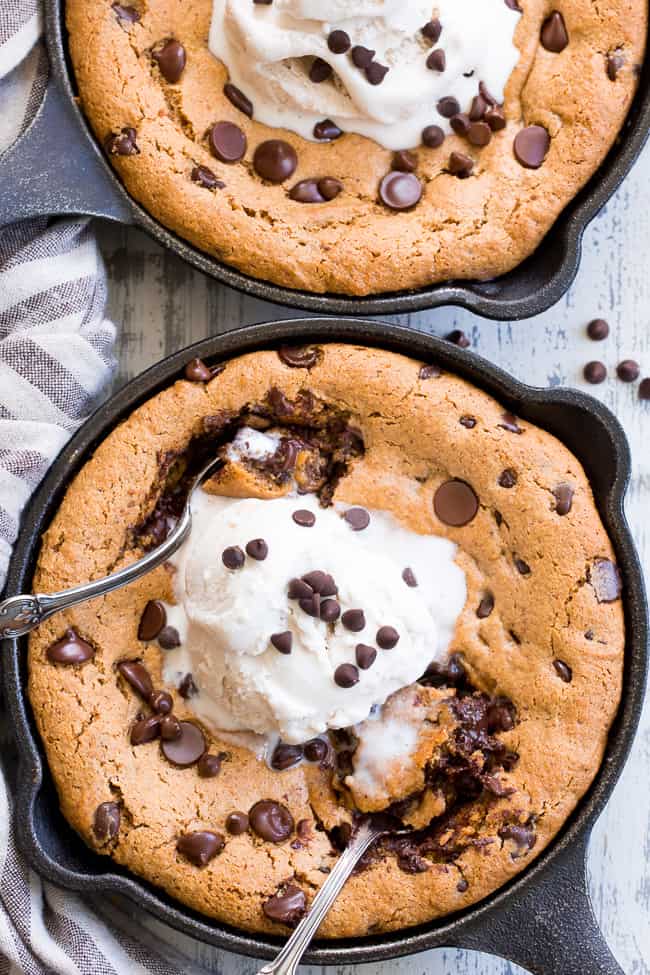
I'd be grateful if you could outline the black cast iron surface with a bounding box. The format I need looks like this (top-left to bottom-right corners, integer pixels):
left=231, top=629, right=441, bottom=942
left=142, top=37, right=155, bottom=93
left=0, top=2, right=648, bottom=318
left=2, top=320, right=647, bottom=974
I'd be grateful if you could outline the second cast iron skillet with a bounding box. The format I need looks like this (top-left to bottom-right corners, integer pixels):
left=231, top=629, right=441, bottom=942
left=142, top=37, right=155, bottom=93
left=0, top=2, right=649, bottom=318
left=2, top=320, right=647, bottom=974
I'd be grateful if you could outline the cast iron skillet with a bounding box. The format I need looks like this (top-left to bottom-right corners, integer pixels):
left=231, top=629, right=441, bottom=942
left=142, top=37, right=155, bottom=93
left=0, top=4, right=649, bottom=318
left=2, top=319, right=647, bottom=974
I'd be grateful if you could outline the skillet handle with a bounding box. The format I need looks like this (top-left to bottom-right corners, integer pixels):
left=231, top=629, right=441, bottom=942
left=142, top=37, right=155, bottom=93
left=0, top=79, right=132, bottom=227
left=451, top=835, right=623, bottom=975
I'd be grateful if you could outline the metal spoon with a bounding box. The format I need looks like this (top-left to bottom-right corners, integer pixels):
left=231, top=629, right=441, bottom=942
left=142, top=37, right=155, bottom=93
left=0, top=456, right=225, bottom=639
left=257, top=817, right=407, bottom=975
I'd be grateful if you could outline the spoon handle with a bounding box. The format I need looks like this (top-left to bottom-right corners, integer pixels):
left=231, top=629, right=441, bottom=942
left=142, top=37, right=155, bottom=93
left=256, top=819, right=382, bottom=975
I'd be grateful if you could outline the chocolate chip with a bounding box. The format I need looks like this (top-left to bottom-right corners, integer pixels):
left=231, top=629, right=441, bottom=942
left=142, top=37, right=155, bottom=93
left=589, top=558, right=622, bottom=602
left=427, top=49, right=446, bottom=72
left=434, top=479, right=479, bottom=527
left=158, top=625, right=181, bottom=649
left=222, top=545, right=245, bottom=569
left=184, top=357, right=213, bottom=381
left=138, top=600, right=166, bottom=641
left=419, top=363, right=441, bottom=378
left=334, top=663, right=359, bottom=687
left=271, top=743, right=304, bottom=771
left=160, top=714, right=182, bottom=740
left=253, top=140, right=297, bottom=182
left=302, top=570, right=337, bottom=595
left=309, top=57, right=332, bottom=83
left=607, top=52, right=624, bottom=80
left=498, top=412, right=522, bottom=434
left=178, top=673, right=198, bottom=698
left=161, top=721, right=206, bottom=766
left=376, top=626, right=399, bottom=649
left=112, top=3, right=139, bottom=22
left=457, top=878, right=469, bottom=893
left=356, top=644, right=377, bottom=669
left=278, top=345, right=320, bottom=368
left=299, top=593, right=321, bottom=618
left=152, top=39, right=186, bottom=83
left=343, top=507, right=370, bottom=531
left=263, top=885, right=307, bottom=926
left=288, top=578, right=313, bottom=599
left=421, top=18, right=442, bottom=43
left=448, top=151, right=474, bottom=178
left=366, top=61, right=389, bottom=85
left=379, top=171, right=422, bottom=210
left=485, top=106, right=506, bottom=131
left=402, top=567, right=418, bottom=587
left=498, top=468, right=517, bottom=488
left=514, top=126, right=550, bottom=169
left=130, top=714, right=161, bottom=746
left=587, top=318, right=609, bottom=340
left=117, top=660, right=154, bottom=699
left=617, top=359, right=640, bottom=383
left=553, top=483, right=574, bottom=515
left=514, top=557, right=531, bottom=576
left=226, top=811, right=249, bottom=834
left=553, top=659, right=572, bottom=683
left=292, top=509, right=315, bottom=527
left=210, top=121, right=246, bottom=163
left=393, top=150, right=417, bottom=172
left=93, top=802, right=120, bottom=843
left=246, top=538, right=268, bottom=560
left=437, top=96, right=460, bottom=118
left=499, top=822, right=536, bottom=857
left=249, top=800, right=294, bottom=842
left=320, top=599, right=341, bottom=622
left=270, top=631, right=293, bottom=654
left=341, top=609, right=365, bottom=632
left=477, top=592, right=494, bottom=618
left=422, top=125, right=445, bottom=148
left=446, top=329, right=470, bottom=348
left=460, top=415, right=476, bottom=428
left=584, top=361, right=607, bottom=384
left=198, top=752, right=223, bottom=777
left=104, top=125, right=139, bottom=155
left=224, top=82, right=253, bottom=118
left=328, top=29, right=350, bottom=53
left=304, top=738, right=328, bottom=763
left=540, top=11, right=569, bottom=52
left=150, top=690, right=173, bottom=714
left=640, top=378, right=650, bottom=400
left=47, top=629, right=94, bottom=665
left=313, top=118, right=342, bottom=140
left=468, top=121, right=492, bottom=147
left=176, top=830, right=224, bottom=866
left=191, top=164, right=224, bottom=190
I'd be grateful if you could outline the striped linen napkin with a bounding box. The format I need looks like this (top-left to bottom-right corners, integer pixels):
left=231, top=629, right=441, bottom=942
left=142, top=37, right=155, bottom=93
left=0, top=10, right=183, bottom=975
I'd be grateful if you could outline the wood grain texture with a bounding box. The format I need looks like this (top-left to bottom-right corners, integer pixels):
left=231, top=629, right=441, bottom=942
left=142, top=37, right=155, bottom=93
left=96, top=138, right=650, bottom=975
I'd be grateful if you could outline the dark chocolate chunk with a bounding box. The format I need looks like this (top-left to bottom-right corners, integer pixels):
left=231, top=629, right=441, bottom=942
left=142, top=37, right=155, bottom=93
left=498, top=468, right=517, bottom=488
left=278, top=345, right=320, bottom=368
left=477, top=592, right=495, bottom=619
left=104, top=127, right=139, bottom=156
left=191, top=164, right=225, bottom=190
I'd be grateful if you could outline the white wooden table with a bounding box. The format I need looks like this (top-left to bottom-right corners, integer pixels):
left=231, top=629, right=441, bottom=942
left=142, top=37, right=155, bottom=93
left=96, top=138, right=650, bottom=975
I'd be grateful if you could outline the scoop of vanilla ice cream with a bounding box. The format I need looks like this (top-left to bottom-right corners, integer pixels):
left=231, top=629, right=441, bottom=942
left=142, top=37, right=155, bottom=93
left=209, top=0, right=520, bottom=149
left=163, top=491, right=466, bottom=743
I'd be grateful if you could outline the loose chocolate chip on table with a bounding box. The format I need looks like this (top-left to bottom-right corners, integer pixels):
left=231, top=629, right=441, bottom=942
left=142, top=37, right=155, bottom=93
left=460, top=415, right=476, bottom=428
left=117, top=660, right=153, bottom=699
left=224, top=82, right=253, bottom=118
left=249, top=800, right=294, bottom=842
left=540, top=11, right=569, bottom=52
left=304, top=738, right=329, bottom=763
left=553, top=483, right=574, bottom=515
left=356, top=644, right=377, bottom=669
left=514, top=557, right=531, bottom=576
left=176, top=830, right=224, bottom=867
left=587, top=317, right=609, bottom=340
left=320, top=598, right=341, bottom=622
left=379, top=171, right=422, bottom=210
left=210, top=121, right=247, bottom=163
left=138, top=599, right=166, bottom=640
left=226, top=811, right=249, bottom=834
left=150, top=689, right=173, bottom=714
left=422, top=124, right=445, bottom=148
left=341, top=608, right=366, bottom=632
left=178, top=673, right=198, bottom=698
left=160, top=714, right=182, bottom=740
left=513, top=125, right=550, bottom=169
left=589, top=558, right=622, bottom=602
left=553, top=659, right=573, bottom=683
left=161, top=721, right=206, bottom=766
left=246, top=538, right=268, bottom=560
left=498, top=468, right=517, bottom=488
left=313, top=118, right=342, bottom=140
left=191, top=164, right=225, bottom=190
left=278, top=345, right=320, bottom=368
left=93, top=802, right=120, bottom=842
left=198, top=752, right=223, bottom=777
left=104, top=127, right=139, bottom=156
left=376, top=626, right=399, bottom=649
left=328, top=29, right=351, bottom=53
left=184, top=357, right=213, bottom=381
left=402, top=567, right=418, bottom=587
left=477, top=592, right=494, bottom=618
left=253, top=139, right=298, bottom=182
left=335, top=663, right=360, bottom=688
left=583, top=361, right=607, bottom=384
left=419, top=363, right=441, bottom=379
left=292, top=509, right=316, bottom=527
left=222, top=545, right=245, bottom=569
left=448, top=151, right=474, bottom=178
left=47, top=629, right=94, bottom=664
left=617, top=359, right=640, bottom=382
left=343, top=507, right=370, bottom=531
left=152, top=39, right=186, bottom=83
left=130, top=714, right=161, bottom=746
left=446, top=329, right=470, bottom=348
left=271, top=743, right=304, bottom=771
left=158, top=625, right=181, bottom=649
left=640, top=378, right=650, bottom=400
left=434, top=479, right=479, bottom=527
left=112, top=3, right=139, bottom=22
left=263, top=885, right=307, bottom=926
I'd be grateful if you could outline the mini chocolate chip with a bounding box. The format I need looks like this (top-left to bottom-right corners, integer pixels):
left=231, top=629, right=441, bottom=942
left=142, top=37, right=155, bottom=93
left=288, top=578, right=313, bottom=599
left=138, top=600, right=166, bottom=641
left=178, top=673, right=198, bottom=698
left=253, top=140, right=297, bottom=182
left=191, top=164, right=225, bottom=190
left=448, top=151, right=474, bottom=178
left=161, top=721, right=206, bottom=766
left=222, top=545, right=245, bottom=569
left=160, top=714, right=182, bottom=741
left=117, top=660, right=154, bottom=699
left=152, top=39, right=186, bottom=84
left=553, top=659, right=573, bottom=683
left=158, top=625, right=181, bottom=649
left=343, top=507, right=370, bottom=531
left=271, top=631, right=292, bottom=654
left=249, top=800, right=294, bottom=842
left=460, top=415, right=476, bottom=428
left=356, top=644, right=377, bottom=669
left=313, top=118, right=342, bottom=140
left=263, top=885, right=307, bottom=926
left=150, top=690, right=173, bottom=714
left=278, top=345, right=320, bottom=368
left=304, top=738, right=329, bottom=762
left=130, top=714, right=161, bottom=746
left=292, top=509, right=316, bottom=527
left=446, top=329, right=470, bottom=348
left=198, top=752, right=223, bottom=777
left=477, top=592, right=494, bottom=618
left=246, top=538, right=268, bottom=560
left=419, top=363, right=441, bottom=378
left=540, top=11, right=569, bottom=52
left=328, top=29, right=350, bottom=53
left=93, top=802, right=120, bottom=843
left=335, top=663, right=359, bottom=688
left=553, top=483, right=574, bottom=515
left=226, top=811, right=249, bottom=834
left=617, top=359, right=640, bottom=383
left=514, top=125, right=550, bottom=168
left=271, top=743, right=304, bottom=770
left=47, top=629, right=94, bottom=665
left=176, top=830, right=224, bottom=867
left=584, top=361, right=607, bottom=384
left=587, top=318, right=609, bottom=340
left=341, top=609, right=365, bottom=632
left=320, top=598, right=341, bottom=622
left=589, top=558, right=622, bottom=602
left=498, top=468, right=517, bottom=488
left=112, top=3, right=139, bottom=22
left=514, top=557, right=531, bottom=575
left=104, top=127, right=139, bottom=156
left=379, top=171, right=422, bottom=210
left=434, top=479, right=479, bottom=527
left=210, top=121, right=246, bottom=163
left=402, top=567, right=418, bottom=587
left=184, top=357, right=213, bottom=381
left=376, top=626, right=399, bottom=649
left=224, top=82, right=253, bottom=118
